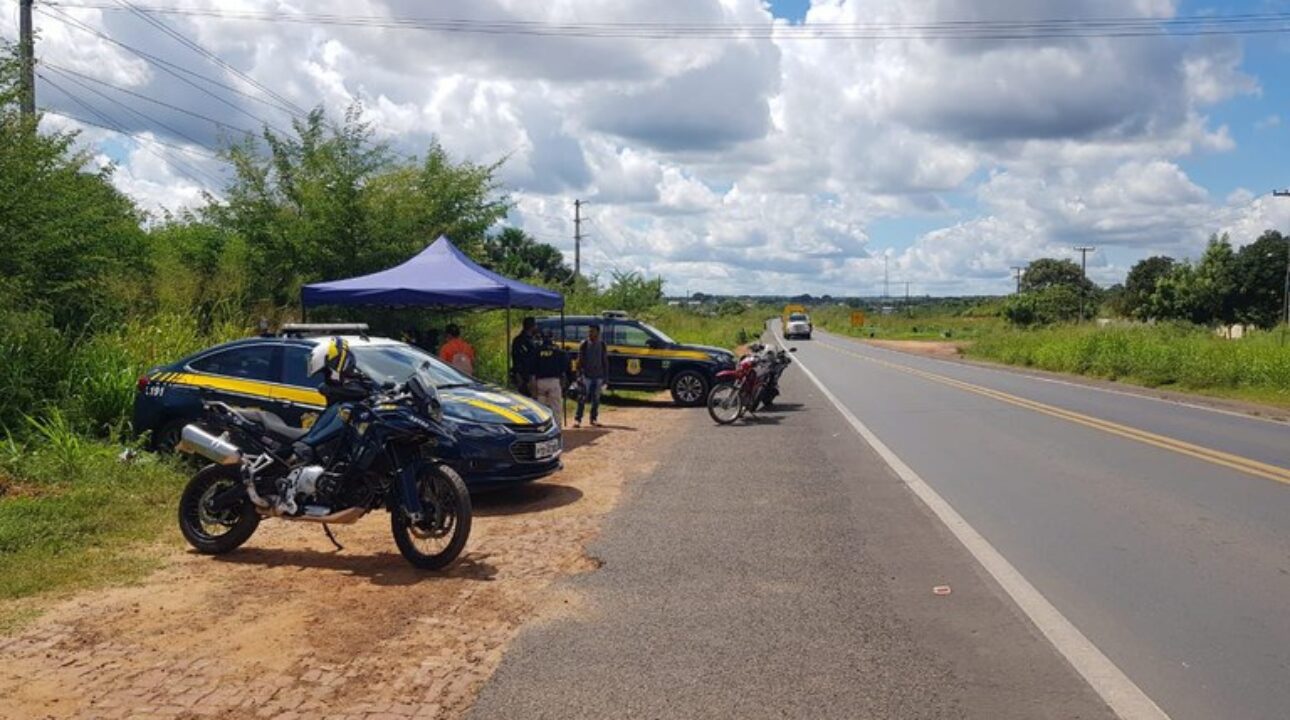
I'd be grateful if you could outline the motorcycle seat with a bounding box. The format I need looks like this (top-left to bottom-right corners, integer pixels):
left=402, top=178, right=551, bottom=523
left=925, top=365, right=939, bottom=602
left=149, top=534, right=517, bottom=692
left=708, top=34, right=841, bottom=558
left=232, top=408, right=310, bottom=442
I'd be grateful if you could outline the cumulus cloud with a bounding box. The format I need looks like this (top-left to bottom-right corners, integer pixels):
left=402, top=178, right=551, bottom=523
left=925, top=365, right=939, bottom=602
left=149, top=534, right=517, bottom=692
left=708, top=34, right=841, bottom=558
left=5, top=0, right=1283, bottom=294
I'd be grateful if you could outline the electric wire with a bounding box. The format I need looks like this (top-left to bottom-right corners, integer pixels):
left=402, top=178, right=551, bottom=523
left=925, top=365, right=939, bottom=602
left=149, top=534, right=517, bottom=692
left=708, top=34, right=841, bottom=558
left=43, top=3, right=1290, bottom=41
left=44, top=61, right=257, bottom=139
left=112, top=0, right=308, bottom=118
left=38, top=71, right=224, bottom=187
left=37, top=4, right=291, bottom=134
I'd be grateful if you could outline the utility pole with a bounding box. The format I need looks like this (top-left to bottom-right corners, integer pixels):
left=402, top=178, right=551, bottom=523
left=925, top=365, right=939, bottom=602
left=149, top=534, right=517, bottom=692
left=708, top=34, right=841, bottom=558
left=573, top=199, right=584, bottom=281
left=1011, top=266, right=1025, bottom=294
left=883, top=254, right=890, bottom=303
left=1074, top=246, right=1095, bottom=323
left=1275, top=190, right=1290, bottom=345
left=19, top=0, right=35, bottom=119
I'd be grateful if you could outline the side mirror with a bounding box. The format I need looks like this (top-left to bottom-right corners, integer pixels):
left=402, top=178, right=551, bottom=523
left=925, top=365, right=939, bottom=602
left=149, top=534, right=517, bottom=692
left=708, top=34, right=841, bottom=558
left=646, top=338, right=664, bottom=349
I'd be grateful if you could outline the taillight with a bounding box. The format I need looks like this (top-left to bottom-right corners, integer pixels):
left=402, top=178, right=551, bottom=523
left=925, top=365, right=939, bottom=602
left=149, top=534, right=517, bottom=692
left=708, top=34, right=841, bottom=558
left=137, top=375, right=150, bottom=392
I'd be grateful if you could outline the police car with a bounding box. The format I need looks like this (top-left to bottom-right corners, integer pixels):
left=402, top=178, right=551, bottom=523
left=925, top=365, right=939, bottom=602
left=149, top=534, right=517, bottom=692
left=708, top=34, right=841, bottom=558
left=537, top=313, right=736, bottom=406
left=133, top=325, right=561, bottom=490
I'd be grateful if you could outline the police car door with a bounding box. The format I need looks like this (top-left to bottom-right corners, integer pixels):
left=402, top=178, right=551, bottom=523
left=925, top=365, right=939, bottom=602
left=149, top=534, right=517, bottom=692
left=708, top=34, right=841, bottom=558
left=608, top=322, right=664, bottom=387
left=276, top=344, right=328, bottom=429
left=185, top=344, right=288, bottom=418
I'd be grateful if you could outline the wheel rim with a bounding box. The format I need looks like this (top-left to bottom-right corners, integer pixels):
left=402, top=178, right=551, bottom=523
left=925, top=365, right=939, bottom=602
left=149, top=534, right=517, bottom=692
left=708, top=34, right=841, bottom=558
left=188, top=479, right=241, bottom=540
left=675, top=374, right=704, bottom=403
left=403, top=475, right=459, bottom=558
left=709, top=385, right=741, bottom=422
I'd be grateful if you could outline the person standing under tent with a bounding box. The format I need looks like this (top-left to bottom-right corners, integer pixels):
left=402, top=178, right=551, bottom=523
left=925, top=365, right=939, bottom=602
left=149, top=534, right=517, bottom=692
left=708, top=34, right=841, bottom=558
left=438, top=323, right=476, bottom=375
left=510, top=317, right=539, bottom=396
left=532, top=330, right=566, bottom=427
left=574, top=323, right=610, bottom=428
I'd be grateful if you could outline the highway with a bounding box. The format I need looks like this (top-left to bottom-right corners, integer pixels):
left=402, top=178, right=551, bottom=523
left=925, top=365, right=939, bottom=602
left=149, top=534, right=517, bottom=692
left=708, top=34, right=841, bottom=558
left=779, top=325, right=1290, bottom=720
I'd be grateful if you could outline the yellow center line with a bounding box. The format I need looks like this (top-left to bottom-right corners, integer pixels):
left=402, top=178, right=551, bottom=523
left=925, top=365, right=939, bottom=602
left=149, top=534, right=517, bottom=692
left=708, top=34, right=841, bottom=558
left=813, top=337, right=1290, bottom=487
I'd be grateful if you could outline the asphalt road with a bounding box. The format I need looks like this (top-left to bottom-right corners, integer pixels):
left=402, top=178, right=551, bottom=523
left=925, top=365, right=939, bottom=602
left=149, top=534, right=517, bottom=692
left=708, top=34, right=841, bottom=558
left=780, top=326, right=1290, bottom=720
left=471, top=367, right=1117, bottom=719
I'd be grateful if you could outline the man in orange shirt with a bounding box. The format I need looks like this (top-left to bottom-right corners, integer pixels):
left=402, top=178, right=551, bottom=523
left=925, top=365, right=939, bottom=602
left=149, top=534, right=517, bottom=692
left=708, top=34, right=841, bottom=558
left=438, top=324, right=475, bottom=375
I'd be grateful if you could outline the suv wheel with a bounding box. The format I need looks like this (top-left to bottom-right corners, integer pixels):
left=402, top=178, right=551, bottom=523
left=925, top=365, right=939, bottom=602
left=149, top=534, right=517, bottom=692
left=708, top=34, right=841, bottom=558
left=670, top=370, right=709, bottom=407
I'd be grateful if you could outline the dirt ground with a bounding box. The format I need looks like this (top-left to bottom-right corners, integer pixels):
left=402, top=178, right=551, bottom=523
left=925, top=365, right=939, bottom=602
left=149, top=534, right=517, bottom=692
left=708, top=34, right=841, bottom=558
left=0, top=399, right=680, bottom=720
left=863, top=339, right=965, bottom=358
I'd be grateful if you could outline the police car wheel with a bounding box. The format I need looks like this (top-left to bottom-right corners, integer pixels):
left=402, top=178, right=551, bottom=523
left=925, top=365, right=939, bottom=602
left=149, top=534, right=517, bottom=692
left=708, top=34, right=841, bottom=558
left=670, top=370, right=709, bottom=407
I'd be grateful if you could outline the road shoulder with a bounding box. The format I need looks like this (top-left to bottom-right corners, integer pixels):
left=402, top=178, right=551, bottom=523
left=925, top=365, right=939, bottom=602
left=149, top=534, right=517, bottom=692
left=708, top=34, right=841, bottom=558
left=471, top=368, right=1116, bottom=719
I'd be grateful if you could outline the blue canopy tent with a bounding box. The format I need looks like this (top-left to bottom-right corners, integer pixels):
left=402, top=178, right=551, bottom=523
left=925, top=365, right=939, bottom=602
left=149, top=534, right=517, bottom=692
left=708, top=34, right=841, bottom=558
left=301, top=236, right=566, bottom=389
left=302, top=235, right=563, bottom=310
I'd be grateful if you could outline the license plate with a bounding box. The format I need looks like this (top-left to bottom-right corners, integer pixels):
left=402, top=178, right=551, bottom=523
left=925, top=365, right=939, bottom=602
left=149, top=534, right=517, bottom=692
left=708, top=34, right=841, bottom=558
left=534, top=438, right=560, bottom=459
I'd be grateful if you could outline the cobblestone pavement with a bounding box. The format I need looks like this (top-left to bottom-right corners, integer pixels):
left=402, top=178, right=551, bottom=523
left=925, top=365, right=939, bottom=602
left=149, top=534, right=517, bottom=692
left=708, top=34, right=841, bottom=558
left=0, top=399, right=682, bottom=720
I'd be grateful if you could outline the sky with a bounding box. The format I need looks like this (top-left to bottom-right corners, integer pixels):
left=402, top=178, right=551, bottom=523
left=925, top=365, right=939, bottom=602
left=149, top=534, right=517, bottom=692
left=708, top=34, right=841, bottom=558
left=7, top=0, right=1290, bottom=296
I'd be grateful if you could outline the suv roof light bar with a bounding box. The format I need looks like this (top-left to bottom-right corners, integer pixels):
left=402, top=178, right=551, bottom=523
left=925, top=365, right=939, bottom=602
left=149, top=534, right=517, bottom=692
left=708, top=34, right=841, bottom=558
left=279, top=323, right=370, bottom=337
left=601, top=310, right=629, bottom=319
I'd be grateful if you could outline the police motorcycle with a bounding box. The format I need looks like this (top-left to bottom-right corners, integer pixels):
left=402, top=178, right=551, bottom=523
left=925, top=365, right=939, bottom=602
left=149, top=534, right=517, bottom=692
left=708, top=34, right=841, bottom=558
left=175, top=339, right=471, bottom=570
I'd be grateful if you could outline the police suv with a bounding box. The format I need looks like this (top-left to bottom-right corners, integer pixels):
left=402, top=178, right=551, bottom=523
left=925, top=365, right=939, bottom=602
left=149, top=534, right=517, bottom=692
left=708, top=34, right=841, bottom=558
left=537, top=313, right=736, bottom=406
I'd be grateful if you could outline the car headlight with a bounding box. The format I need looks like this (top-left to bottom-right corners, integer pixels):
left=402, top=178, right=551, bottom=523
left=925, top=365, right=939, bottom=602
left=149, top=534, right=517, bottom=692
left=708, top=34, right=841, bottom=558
left=450, top=421, right=512, bottom=439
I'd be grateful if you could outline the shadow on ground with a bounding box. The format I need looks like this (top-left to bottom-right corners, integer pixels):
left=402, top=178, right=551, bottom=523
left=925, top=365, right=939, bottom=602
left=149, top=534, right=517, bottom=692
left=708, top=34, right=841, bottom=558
left=472, top=482, right=585, bottom=517
left=209, top=545, right=499, bottom=585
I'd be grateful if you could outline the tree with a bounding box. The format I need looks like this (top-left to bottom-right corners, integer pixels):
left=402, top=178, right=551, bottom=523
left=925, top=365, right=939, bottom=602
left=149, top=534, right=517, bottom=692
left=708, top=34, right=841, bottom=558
left=1123, top=256, right=1174, bottom=320
left=0, top=43, right=147, bottom=329
left=1021, top=258, right=1096, bottom=294
left=209, top=110, right=510, bottom=307
left=482, top=227, right=572, bottom=284
left=1003, top=285, right=1088, bottom=326
left=1193, top=234, right=1238, bottom=326
left=1234, top=230, right=1288, bottom=329
left=602, top=271, right=664, bottom=313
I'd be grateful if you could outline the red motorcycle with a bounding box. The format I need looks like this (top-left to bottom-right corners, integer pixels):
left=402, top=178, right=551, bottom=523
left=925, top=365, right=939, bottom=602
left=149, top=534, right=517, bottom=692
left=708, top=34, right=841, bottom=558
left=707, top=344, right=791, bottom=424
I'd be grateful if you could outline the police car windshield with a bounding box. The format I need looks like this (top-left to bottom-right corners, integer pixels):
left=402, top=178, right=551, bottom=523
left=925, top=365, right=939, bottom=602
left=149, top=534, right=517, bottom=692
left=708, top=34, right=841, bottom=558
left=350, top=343, right=473, bottom=388
left=638, top=322, right=676, bottom=345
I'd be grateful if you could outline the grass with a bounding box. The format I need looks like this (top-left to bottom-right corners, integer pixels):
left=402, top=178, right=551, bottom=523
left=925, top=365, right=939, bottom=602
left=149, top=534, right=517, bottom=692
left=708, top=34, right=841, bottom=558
left=812, top=305, right=1005, bottom=342
left=0, top=414, right=188, bottom=629
left=965, top=323, right=1290, bottom=409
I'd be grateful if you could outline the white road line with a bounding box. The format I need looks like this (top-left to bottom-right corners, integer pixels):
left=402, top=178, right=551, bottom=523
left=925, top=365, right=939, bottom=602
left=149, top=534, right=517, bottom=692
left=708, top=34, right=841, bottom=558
left=773, top=325, right=1170, bottom=720
left=820, top=330, right=1288, bottom=427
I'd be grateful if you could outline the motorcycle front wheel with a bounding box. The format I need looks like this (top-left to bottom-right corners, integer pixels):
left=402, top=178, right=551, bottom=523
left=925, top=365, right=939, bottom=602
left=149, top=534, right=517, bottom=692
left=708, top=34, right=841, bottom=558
left=707, top=382, right=743, bottom=425
left=178, top=464, right=260, bottom=554
left=392, top=463, right=472, bottom=570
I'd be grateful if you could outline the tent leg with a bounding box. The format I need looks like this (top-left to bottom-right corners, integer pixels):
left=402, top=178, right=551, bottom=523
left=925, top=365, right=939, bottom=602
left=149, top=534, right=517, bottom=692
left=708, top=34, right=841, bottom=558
left=560, top=308, right=567, bottom=427
left=505, top=305, right=511, bottom=388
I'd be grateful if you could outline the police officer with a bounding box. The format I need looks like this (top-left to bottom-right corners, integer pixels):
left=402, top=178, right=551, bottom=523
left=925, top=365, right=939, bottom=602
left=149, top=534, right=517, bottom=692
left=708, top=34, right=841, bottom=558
left=532, top=330, right=567, bottom=427
left=510, top=317, right=539, bottom=395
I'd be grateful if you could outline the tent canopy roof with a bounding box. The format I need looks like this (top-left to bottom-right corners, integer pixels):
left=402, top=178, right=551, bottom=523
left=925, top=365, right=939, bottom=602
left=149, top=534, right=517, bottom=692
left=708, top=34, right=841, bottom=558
left=301, top=236, right=564, bottom=310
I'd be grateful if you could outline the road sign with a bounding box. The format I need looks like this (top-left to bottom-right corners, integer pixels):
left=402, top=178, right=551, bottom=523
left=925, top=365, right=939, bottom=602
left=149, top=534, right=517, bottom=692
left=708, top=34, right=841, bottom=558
left=851, top=311, right=866, bottom=327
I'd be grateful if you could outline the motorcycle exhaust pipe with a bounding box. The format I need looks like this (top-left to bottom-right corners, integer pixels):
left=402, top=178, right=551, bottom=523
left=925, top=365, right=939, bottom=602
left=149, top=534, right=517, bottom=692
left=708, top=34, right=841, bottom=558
left=176, top=425, right=242, bottom=466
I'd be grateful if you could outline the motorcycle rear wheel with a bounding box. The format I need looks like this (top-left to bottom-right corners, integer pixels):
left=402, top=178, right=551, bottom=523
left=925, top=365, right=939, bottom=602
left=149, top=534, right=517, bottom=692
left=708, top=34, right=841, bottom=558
left=707, top=382, right=743, bottom=424
left=178, top=464, right=260, bottom=554
left=392, top=463, right=472, bottom=570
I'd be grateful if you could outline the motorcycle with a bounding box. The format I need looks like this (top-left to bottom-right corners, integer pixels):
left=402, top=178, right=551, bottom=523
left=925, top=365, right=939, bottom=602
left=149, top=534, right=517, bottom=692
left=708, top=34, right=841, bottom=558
left=706, top=343, right=794, bottom=424
left=175, top=365, right=472, bottom=570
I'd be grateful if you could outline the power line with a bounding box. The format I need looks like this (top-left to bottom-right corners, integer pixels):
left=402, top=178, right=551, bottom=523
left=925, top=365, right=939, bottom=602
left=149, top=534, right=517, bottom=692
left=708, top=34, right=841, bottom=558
left=37, top=4, right=291, bottom=135
left=39, top=106, right=218, bottom=160
left=45, top=61, right=257, bottom=139
left=45, top=3, right=1290, bottom=41
left=39, top=71, right=223, bottom=188
left=113, top=0, right=308, bottom=118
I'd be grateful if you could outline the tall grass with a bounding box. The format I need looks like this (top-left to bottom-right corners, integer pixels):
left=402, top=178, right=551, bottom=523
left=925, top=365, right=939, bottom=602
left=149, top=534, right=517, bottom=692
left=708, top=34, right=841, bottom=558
left=813, top=305, right=1005, bottom=341
left=967, top=324, right=1290, bottom=404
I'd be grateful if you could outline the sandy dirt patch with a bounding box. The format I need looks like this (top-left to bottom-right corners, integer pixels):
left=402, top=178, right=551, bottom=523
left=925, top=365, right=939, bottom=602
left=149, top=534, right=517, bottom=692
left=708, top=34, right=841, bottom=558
left=864, top=339, right=965, bottom=359
left=0, top=400, right=681, bottom=720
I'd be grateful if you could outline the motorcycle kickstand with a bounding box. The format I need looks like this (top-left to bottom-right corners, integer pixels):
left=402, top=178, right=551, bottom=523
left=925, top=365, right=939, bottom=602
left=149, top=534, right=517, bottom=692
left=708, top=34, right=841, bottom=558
left=322, top=523, right=344, bottom=552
